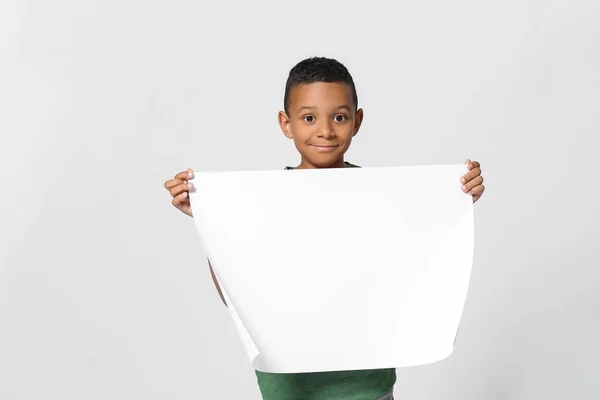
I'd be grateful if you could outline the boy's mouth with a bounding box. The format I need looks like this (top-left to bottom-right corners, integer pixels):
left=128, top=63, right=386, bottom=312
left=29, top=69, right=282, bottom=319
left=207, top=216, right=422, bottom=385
left=310, top=144, right=339, bottom=152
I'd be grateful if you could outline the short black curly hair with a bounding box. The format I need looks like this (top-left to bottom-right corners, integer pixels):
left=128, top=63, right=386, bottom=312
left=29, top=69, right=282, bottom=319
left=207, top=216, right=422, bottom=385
left=283, top=57, right=358, bottom=114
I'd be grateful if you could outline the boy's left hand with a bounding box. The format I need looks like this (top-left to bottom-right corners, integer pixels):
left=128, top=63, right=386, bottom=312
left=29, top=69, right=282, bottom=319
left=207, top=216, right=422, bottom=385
left=461, top=159, right=485, bottom=203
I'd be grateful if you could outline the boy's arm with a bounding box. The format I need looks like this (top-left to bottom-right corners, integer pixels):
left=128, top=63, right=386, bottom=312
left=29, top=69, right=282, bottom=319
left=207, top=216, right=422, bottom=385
left=163, top=170, right=227, bottom=306
left=208, top=259, right=227, bottom=307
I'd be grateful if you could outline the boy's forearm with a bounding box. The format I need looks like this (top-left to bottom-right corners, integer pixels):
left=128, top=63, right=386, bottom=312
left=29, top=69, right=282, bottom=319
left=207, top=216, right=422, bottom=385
left=208, top=259, right=227, bottom=307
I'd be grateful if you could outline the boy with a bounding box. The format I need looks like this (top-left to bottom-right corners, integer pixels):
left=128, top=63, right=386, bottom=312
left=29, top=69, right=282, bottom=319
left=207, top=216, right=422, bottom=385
left=164, top=57, right=485, bottom=400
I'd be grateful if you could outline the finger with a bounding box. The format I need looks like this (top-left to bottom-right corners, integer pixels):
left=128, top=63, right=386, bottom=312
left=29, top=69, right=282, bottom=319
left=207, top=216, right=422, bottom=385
left=462, top=176, right=483, bottom=192
left=165, top=178, right=185, bottom=190
left=460, top=167, right=481, bottom=184
left=174, top=169, right=194, bottom=180
left=465, top=159, right=481, bottom=171
left=469, top=184, right=485, bottom=196
left=172, top=191, right=189, bottom=207
left=170, top=182, right=193, bottom=198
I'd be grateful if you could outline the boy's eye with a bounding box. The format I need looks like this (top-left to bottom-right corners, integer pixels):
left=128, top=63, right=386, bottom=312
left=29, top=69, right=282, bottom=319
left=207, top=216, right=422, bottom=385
left=334, top=115, right=348, bottom=122
left=303, top=116, right=315, bottom=123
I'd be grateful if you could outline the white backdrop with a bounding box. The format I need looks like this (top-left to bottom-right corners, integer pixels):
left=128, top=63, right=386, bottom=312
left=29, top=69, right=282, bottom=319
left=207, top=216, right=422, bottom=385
left=1, top=1, right=599, bottom=399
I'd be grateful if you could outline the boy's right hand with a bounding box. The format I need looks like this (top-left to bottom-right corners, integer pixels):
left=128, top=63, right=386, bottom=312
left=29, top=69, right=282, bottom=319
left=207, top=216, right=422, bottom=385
left=164, top=169, right=195, bottom=217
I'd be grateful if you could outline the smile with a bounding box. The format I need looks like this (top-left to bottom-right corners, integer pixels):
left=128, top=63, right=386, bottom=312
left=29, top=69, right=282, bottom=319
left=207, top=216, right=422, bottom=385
left=311, top=145, right=339, bottom=152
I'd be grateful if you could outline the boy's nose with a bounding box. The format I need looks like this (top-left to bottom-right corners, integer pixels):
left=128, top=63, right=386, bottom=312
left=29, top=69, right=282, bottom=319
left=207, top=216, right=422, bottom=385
left=317, top=122, right=335, bottom=138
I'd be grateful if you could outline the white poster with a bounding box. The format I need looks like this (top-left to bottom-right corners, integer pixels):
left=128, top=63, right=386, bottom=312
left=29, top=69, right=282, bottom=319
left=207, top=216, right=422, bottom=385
left=189, top=164, right=475, bottom=373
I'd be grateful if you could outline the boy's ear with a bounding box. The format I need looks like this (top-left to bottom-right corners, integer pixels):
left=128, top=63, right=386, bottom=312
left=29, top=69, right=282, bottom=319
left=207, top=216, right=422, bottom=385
left=278, top=110, right=294, bottom=139
left=352, top=108, right=364, bottom=137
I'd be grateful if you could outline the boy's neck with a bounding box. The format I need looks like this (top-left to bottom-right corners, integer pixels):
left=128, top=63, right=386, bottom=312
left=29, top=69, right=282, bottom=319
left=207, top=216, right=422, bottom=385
left=296, top=157, right=347, bottom=169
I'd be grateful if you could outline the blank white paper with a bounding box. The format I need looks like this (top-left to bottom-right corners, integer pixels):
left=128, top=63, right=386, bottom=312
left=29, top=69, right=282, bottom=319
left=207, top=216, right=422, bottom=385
left=189, top=164, right=474, bottom=373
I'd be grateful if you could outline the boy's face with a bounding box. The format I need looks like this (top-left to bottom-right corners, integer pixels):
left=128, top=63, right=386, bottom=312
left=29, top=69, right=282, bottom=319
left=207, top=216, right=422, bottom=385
left=279, top=82, right=363, bottom=169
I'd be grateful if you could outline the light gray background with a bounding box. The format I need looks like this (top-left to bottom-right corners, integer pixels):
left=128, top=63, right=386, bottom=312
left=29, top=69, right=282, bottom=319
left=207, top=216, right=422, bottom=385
left=1, top=1, right=598, bottom=399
